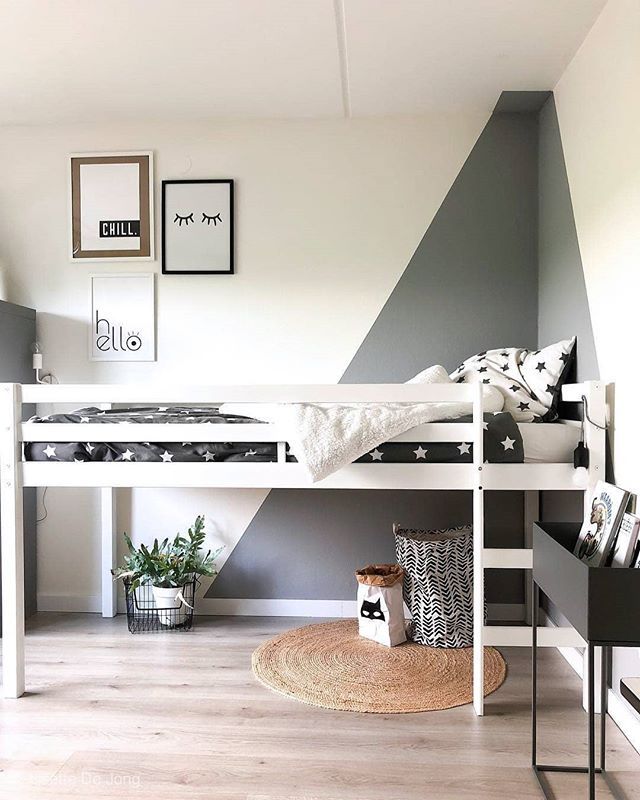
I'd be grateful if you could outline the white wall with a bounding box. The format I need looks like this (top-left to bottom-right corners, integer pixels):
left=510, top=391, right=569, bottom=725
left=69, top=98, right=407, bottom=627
left=554, top=0, right=640, bottom=722
left=0, top=113, right=487, bottom=603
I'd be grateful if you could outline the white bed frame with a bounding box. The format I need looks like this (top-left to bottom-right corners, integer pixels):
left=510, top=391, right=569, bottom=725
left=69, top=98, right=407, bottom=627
left=0, top=380, right=606, bottom=715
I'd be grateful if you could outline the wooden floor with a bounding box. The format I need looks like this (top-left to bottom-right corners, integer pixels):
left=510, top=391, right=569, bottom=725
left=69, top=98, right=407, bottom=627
left=1, top=615, right=639, bottom=800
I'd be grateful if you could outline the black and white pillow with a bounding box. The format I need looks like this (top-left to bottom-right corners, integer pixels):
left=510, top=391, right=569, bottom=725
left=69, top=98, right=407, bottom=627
left=450, top=337, right=575, bottom=422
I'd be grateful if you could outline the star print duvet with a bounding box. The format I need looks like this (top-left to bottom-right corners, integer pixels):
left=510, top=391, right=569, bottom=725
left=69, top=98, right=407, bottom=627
left=25, top=407, right=279, bottom=464
left=24, top=406, right=524, bottom=471
left=451, top=337, right=576, bottom=422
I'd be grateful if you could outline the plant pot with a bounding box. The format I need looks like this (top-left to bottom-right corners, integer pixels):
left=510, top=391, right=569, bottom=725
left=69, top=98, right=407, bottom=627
left=152, top=585, right=187, bottom=627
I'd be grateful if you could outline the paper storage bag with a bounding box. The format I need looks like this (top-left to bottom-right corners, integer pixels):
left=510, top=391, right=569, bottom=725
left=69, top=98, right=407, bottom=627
left=355, top=564, right=406, bottom=647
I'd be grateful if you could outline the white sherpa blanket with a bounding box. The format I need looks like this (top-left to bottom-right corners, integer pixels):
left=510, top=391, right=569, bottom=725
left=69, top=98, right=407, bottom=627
left=220, top=366, right=503, bottom=482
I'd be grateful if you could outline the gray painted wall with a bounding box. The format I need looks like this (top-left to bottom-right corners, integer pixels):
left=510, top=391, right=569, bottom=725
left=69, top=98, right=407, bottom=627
left=536, top=91, right=598, bottom=622
left=210, top=490, right=524, bottom=602
left=538, top=96, right=599, bottom=380
left=342, top=110, right=539, bottom=382
left=537, top=99, right=640, bottom=726
left=0, top=299, right=37, bottom=630
left=537, top=93, right=600, bottom=536
left=209, top=103, right=542, bottom=604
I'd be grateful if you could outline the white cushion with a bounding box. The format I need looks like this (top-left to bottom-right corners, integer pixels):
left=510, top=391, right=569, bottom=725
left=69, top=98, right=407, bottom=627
left=406, top=365, right=452, bottom=385
left=408, top=364, right=504, bottom=413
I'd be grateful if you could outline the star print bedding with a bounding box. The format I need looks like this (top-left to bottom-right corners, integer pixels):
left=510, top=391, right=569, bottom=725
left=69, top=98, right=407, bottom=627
left=24, top=407, right=279, bottom=464
left=451, top=337, right=575, bottom=422
left=219, top=397, right=521, bottom=481
left=24, top=406, right=523, bottom=473
left=218, top=364, right=518, bottom=481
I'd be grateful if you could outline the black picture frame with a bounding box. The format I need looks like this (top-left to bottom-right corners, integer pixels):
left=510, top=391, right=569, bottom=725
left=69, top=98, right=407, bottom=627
left=161, top=179, right=234, bottom=275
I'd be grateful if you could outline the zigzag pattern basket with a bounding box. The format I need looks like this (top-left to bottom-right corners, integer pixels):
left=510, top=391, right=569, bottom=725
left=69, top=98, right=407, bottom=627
left=394, top=524, right=475, bottom=648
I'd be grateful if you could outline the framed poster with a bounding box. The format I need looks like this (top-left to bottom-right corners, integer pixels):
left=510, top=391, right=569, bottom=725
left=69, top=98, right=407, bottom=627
left=89, top=273, right=156, bottom=361
left=162, top=179, right=234, bottom=274
left=70, top=151, right=154, bottom=261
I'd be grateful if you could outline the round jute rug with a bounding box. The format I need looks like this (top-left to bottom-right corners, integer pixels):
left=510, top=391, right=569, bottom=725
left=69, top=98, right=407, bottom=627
left=252, top=619, right=506, bottom=713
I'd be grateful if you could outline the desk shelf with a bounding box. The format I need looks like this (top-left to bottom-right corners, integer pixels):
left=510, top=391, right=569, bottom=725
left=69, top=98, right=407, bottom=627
left=532, top=522, right=640, bottom=800
left=533, top=522, right=640, bottom=645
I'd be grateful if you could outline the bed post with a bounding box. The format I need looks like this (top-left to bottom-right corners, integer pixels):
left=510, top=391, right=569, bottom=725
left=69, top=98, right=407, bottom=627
left=101, top=488, right=117, bottom=617
left=581, top=380, right=606, bottom=714
left=0, top=383, right=25, bottom=698
left=581, top=381, right=606, bottom=505
left=99, top=403, right=117, bottom=618
left=472, top=382, right=485, bottom=716
left=523, top=491, right=540, bottom=625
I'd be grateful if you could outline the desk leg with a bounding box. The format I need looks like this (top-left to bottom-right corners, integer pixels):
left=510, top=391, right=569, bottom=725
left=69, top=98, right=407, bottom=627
left=588, top=643, right=596, bottom=800
left=600, top=645, right=607, bottom=773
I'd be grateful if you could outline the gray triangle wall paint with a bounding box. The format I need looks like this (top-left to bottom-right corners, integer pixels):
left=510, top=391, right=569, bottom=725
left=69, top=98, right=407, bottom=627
left=537, top=95, right=599, bottom=379
left=207, top=92, right=598, bottom=603
left=341, top=108, right=539, bottom=382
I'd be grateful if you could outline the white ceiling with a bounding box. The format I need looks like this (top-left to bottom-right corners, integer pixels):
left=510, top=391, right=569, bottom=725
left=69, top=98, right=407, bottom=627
left=0, top=0, right=606, bottom=125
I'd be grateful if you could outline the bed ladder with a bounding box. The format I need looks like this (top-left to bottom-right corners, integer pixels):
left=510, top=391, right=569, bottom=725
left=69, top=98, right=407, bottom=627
left=472, top=380, right=606, bottom=716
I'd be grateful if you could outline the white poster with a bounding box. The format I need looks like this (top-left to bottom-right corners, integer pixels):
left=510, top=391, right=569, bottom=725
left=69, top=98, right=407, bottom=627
left=90, top=274, right=155, bottom=361
left=80, top=163, right=141, bottom=252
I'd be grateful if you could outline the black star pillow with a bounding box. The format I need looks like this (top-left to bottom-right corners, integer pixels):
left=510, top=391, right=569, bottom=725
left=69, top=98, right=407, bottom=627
left=450, top=337, right=576, bottom=422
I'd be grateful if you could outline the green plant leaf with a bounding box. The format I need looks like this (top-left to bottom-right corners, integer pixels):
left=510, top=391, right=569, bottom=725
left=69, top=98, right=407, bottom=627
left=112, top=515, right=224, bottom=589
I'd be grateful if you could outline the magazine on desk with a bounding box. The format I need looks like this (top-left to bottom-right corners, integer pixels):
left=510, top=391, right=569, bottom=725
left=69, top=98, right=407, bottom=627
left=610, top=512, right=640, bottom=568
left=574, top=480, right=631, bottom=567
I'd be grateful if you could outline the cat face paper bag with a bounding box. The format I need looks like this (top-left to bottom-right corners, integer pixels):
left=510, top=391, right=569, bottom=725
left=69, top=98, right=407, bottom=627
left=355, top=564, right=406, bottom=647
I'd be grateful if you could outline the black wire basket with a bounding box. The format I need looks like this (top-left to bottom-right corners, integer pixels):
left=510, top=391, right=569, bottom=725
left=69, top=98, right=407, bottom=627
left=123, top=578, right=198, bottom=633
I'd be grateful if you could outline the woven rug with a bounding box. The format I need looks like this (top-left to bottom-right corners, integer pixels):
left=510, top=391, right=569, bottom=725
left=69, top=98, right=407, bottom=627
left=252, top=619, right=506, bottom=713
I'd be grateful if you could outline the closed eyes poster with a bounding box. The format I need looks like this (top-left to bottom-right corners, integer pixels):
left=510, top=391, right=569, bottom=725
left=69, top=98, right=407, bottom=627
left=162, top=180, right=233, bottom=274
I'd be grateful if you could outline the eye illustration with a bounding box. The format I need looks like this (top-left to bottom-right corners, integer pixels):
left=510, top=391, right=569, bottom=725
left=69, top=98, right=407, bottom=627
left=126, top=331, right=142, bottom=351
left=202, top=212, right=222, bottom=226
left=174, top=212, right=194, bottom=227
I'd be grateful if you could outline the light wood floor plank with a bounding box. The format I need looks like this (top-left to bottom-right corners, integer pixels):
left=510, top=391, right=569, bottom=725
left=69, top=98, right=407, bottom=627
left=0, top=614, right=639, bottom=799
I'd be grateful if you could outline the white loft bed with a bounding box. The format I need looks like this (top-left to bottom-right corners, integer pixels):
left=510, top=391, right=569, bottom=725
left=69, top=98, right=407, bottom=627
left=0, top=380, right=606, bottom=715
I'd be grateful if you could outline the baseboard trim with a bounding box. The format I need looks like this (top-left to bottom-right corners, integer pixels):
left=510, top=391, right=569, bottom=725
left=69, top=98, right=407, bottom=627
left=37, top=594, right=102, bottom=613
left=38, top=594, right=360, bottom=618
left=40, top=594, right=523, bottom=621
left=197, top=598, right=358, bottom=617
left=542, top=610, right=640, bottom=756
left=607, top=690, right=640, bottom=755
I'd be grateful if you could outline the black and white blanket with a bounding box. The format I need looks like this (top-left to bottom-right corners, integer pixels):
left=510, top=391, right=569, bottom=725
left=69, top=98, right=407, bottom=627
left=25, top=406, right=524, bottom=466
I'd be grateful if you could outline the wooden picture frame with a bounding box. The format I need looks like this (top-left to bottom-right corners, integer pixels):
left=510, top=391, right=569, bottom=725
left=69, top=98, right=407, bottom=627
left=70, top=151, right=154, bottom=261
left=162, top=179, right=234, bottom=274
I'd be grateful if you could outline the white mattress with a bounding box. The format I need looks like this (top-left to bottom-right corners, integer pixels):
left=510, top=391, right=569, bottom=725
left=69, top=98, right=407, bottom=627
left=518, top=422, right=580, bottom=464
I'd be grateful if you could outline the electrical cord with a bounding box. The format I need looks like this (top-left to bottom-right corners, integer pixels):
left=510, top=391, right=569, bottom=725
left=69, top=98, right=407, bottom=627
left=581, top=394, right=607, bottom=431
left=33, top=371, right=58, bottom=523
left=36, top=486, right=48, bottom=524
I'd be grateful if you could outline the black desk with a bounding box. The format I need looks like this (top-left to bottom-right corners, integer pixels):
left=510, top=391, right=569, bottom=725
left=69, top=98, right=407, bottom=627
left=532, top=522, right=640, bottom=800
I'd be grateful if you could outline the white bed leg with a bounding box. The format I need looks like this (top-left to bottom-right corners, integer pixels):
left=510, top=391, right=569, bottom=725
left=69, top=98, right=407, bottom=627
left=523, top=491, right=539, bottom=625
left=98, top=402, right=117, bottom=618
left=473, top=485, right=484, bottom=715
left=472, top=383, right=484, bottom=716
left=101, top=488, right=117, bottom=617
left=0, top=383, right=25, bottom=698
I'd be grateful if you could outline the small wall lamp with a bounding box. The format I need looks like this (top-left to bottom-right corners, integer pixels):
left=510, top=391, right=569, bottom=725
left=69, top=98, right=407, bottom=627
left=31, top=342, right=53, bottom=384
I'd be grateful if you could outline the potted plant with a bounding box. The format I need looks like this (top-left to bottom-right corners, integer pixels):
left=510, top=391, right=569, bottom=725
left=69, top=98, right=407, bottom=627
left=112, top=515, right=222, bottom=627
